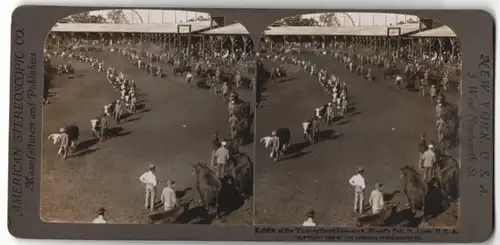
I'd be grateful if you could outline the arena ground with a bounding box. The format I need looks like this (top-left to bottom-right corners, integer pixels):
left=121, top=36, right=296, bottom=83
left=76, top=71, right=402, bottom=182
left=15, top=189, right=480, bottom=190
left=254, top=52, right=459, bottom=226
left=41, top=49, right=254, bottom=225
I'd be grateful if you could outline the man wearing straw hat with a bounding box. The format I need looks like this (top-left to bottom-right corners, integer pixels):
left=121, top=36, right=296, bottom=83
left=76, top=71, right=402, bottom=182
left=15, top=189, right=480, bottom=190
left=369, top=183, right=385, bottom=214
left=421, top=144, right=437, bottom=181
left=139, top=164, right=158, bottom=211
left=161, top=180, right=178, bottom=212
left=214, top=140, right=230, bottom=178
left=349, top=167, right=366, bottom=214
left=92, top=207, right=108, bottom=224
left=302, top=209, right=317, bottom=226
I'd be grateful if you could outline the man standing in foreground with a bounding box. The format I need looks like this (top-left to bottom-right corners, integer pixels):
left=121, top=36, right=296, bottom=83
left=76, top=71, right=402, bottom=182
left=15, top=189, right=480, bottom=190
left=349, top=167, right=366, bottom=214
left=421, top=144, right=437, bottom=181
left=214, top=141, right=230, bottom=178
left=139, top=164, right=158, bottom=211
left=369, top=183, right=385, bottom=214
left=302, top=210, right=317, bottom=226
left=92, top=207, right=108, bottom=224
left=161, top=180, right=178, bottom=212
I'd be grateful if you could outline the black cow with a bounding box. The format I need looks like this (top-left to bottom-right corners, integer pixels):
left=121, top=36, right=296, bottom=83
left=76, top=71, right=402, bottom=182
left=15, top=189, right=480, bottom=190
left=275, top=127, right=291, bottom=153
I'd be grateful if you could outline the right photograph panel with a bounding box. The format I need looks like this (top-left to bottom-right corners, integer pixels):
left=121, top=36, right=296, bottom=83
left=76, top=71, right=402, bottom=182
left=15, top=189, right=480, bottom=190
left=254, top=12, right=461, bottom=227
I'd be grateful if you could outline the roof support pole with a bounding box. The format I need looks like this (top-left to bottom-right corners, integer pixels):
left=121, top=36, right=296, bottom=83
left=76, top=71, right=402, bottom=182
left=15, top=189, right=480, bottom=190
left=242, top=35, right=249, bottom=54
left=209, top=35, right=215, bottom=53
left=450, top=37, right=457, bottom=57
left=85, top=32, right=90, bottom=51
left=218, top=35, right=227, bottom=53
left=428, top=38, right=433, bottom=57
left=99, top=32, right=104, bottom=54
left=418, top=37, right=423, bottom=58
left=437, top=37, right=444, bottom=58
left=230, top=35, right=237, bottom=53
left=200, top=35, right=205, bottom=54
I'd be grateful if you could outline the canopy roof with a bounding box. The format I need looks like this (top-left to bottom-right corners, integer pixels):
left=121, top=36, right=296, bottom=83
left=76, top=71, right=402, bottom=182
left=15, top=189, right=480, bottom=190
left=51, top=21, right=214, bottom=34
left=201, top=23, right=249, bottom=35
left=411, top=25, right=457, bottom=37
left=201, top=23, right=420, bottom=36
left=264, top=23, right=420, bottom=36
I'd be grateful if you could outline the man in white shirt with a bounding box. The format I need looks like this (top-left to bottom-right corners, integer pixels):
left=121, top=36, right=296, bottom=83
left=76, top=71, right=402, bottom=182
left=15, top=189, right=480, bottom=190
left=369, top=183, right=385, bottom=214
left=92, top=207, right=107, bottom=224
left=302, top=210, right=317, bottom=226
left=139, top=164, right=158, bottom=211
left=349, top=167, right=366, bottom=214
left=161, top=180, right=178, bottom=212
left=421, top=144, right=437, bottom=181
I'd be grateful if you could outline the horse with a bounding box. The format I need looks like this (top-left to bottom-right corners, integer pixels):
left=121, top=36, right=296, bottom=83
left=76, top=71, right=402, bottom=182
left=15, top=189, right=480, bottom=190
left=400, top=166, right=427, bottom=216
left=234, top=113, right=253, bottom=145
left=228, top=153, right=253, bottom=198
left=356, top=201, right=400, bottom=226
left=192, top=162, right=222, bottom=218
left=435, top=155, right=460, bottom=201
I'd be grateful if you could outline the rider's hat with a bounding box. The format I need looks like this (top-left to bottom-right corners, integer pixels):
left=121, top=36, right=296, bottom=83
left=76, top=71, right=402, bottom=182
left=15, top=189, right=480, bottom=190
left=97, top=207, right=106, bottom=215
left=59, top=128, right=66, bottom=133
left=306, top=209, right=316, bottom=217
left=271, top=131, right=277, bottom=136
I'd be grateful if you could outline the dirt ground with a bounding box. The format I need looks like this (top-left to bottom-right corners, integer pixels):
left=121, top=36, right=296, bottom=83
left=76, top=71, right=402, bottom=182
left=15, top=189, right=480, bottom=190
left=254, top=52, right=459, bottom=227
left=41, top=50, right=254, bottom=225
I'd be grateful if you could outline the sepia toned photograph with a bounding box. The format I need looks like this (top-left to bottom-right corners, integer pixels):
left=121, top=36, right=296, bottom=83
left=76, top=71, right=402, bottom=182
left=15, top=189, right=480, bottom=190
left=255, top=12, right=460, bottom=227
left=42, top=9, right=255, bottom=225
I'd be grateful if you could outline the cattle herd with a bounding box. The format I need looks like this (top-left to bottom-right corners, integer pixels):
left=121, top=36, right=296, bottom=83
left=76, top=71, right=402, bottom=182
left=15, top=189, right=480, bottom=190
left=43, top=29, right=461, bottom=227
left=44, top=35, right=255, bottom=224
left=257, top=39, right=460, bottom=226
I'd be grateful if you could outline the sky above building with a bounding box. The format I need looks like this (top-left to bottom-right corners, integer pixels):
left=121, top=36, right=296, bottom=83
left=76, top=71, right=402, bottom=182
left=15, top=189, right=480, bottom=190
left=85, top=10, right=420, bottom=27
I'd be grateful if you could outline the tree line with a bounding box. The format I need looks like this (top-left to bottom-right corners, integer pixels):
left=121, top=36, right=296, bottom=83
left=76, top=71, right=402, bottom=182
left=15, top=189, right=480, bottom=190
left=59, top=10, right=211, bottom=24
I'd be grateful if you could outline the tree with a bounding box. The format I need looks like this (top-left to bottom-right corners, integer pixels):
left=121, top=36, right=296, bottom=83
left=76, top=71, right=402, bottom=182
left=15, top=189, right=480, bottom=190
left=274, top=15, right=319, bottom=26
left=61, top=12, right=107, bottom=23
left=318, top=12, right=341, bottom=27
left=107, top=9, right=129, bottom=24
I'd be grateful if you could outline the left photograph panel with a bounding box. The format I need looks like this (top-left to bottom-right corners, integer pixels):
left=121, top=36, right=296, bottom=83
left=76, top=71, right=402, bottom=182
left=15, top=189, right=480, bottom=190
left=42, top=9, right=255, bottom=225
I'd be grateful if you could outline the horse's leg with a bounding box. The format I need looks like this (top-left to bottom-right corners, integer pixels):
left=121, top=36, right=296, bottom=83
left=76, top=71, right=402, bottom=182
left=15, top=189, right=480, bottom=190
left=203, top=190, right=211, bottom=213
left=215, top=190, right=221, bottom=219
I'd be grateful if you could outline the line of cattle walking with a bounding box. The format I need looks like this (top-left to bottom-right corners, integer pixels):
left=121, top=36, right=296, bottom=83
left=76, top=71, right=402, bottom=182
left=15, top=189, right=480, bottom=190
left=44, top=38, right=255, bottom=223
left=257, top=41, right=460, bottom=226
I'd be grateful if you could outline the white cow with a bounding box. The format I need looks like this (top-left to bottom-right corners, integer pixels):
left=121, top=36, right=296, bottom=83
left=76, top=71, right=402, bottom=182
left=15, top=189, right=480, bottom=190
left=260, top=136, right=273, bottom=148
left=48, top=133, right=62, bottom=144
